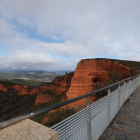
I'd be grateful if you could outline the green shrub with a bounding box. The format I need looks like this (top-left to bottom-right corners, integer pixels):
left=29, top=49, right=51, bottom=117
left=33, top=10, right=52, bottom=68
left=44, top=107, right=75, bottom=127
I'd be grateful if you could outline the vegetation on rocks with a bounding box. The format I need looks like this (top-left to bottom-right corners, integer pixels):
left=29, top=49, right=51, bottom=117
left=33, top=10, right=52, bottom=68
left=44, top=108, right=75, bottom=127
left=91, top=71, right=123, bottom=101
left=84, top=58, right=140, bottom=69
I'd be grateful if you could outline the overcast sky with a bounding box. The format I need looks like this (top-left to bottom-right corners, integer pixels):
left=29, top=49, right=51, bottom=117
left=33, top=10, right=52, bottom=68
left=0, top=0, right=140, bottom=71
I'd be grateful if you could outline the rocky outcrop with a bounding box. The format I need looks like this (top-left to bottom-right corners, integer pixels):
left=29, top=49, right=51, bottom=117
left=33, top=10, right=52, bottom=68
left=35, top=92, right=52, bottom=105
left=34, top=73, right=73, bottom=105
left=0, top=84, right=8, bottom=92
left=0, top=84, right=30, bottom=95
left=65, top=59, right=133, bottom=106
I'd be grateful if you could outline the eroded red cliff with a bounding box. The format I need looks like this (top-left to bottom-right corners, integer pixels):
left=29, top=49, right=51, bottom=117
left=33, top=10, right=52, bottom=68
left=34, top=73, right=73, bottom=105
left=0, top=84, right=30, bottom=95
left=65, top=59, right=133, bottom=106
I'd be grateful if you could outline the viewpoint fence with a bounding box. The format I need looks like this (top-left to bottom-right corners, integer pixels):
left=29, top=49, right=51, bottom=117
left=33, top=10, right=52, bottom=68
left=0, top=75, right=140, bottom=140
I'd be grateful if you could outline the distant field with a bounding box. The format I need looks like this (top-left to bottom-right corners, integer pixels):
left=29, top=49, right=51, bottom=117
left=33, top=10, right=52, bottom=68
left=0, top=72, right=63, bottom=83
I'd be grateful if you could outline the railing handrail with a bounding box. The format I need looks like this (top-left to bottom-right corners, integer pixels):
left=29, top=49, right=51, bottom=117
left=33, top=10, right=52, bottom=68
left=0, top=75, right=138, bottom=129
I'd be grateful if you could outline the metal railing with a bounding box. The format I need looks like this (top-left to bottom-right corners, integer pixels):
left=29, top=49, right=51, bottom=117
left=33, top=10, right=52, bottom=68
left=0, top=75, right=140, bottom=140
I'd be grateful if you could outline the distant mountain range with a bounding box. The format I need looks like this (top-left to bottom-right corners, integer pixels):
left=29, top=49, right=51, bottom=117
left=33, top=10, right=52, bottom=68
left=0, top=70, right=74, bottom=74
left=0, top=70, right=74, bottom=83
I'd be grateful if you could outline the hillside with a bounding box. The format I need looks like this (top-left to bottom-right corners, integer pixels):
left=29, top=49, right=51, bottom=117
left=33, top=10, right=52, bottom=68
left=0, top=72, right=74, bottom=123
left=0, top=58, right=140, bottom=126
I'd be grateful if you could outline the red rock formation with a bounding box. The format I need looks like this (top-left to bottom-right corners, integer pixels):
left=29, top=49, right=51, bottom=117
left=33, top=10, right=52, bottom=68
left=65, top=59, right=133, bottom=106
left=30, top=88, right=40, bottom=95
left=34, top=73, right=73, bottom=105
left=42, top=116, right=48, bottom=124
left=0, top=84, right=30, bottom=95
left=35, top=92, right=52, bottom=105
left=0, top=84, right=8, bottom=92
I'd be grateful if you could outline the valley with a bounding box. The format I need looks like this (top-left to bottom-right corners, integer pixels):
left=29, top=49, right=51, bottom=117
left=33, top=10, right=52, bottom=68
left=0, top=71, right=63, bottom=83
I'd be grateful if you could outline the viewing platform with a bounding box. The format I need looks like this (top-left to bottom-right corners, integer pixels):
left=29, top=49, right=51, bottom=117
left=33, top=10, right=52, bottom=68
left=100, top=85, right=140, bottom=140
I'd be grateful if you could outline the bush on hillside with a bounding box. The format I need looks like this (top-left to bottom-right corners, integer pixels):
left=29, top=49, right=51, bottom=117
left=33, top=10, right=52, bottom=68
left=44, top=107, right=75, bottom=127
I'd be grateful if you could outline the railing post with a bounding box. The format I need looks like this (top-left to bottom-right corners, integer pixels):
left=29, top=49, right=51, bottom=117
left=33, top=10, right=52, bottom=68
left=137, top=76, right=138, bottom=87
left=123, top=81, right=126, bottom=102
left=86, top=97, right=92, bottom=140
left=138, top=76, right=139, bottom=86
left=129, top=79, right=131, bottom=96
left=134, top=77, right=136, bottom=89
left=139, top=75, right=140, bottom=85
left=108, top=89, right=111, bottom=125
left=118, top=84, right=120, bottom=109
left=133, top=78, right=135, bottom=92
left=137, top=76, right=139, bottom=87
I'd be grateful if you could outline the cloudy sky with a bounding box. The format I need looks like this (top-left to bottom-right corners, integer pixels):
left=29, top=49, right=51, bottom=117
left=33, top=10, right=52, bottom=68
left=0, top=0, right=140, bottom=71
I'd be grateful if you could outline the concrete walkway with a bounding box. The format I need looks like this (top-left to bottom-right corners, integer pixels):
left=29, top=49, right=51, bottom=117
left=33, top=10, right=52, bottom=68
left=99, top=85, right=140, bottom=140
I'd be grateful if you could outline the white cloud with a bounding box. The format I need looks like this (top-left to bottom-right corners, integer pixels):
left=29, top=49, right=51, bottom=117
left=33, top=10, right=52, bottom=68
left=71, top=68, right=74, bottom=71
left=22, top=67, right=27, bottom=69
left=0, top=0, right=140, bottom=71
left=12, top=66, right=18, bottom=69
left=4, top=64, right=10, bottom=68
